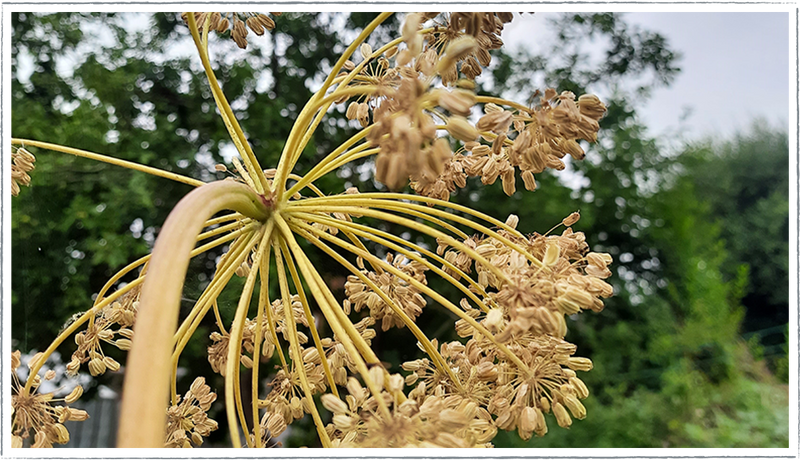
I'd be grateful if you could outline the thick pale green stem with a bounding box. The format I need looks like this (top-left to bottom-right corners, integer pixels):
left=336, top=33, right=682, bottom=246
left=117, top=180, right=269, bottom=448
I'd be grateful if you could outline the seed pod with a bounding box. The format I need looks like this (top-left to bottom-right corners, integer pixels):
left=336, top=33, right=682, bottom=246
left=567, top=357, right=593, bottom=372
left=88, top=357, right=106, bottom=376
left=321, top=394, right=349, bottom=414
left=360, top=43, right=373, bottom=61
left=521, top=170, right=537, bottom=191
left=445, top=116, right=478, bottom=142
left=562, top=211, right=581, bottom=227
left=495, top=216, right=517, bottom=233
left=255, top=14, right=275, bottom=31
left=569, top=377, right=590, bottom=399
left=553, top=401, right=572, bottom=428
left=368, top=365, right=384, bottom=390
left=564, top=394, right=586, bottom=420
left=438, top=36, right=478, bottom=72
left=103, top=356, right=121, bottom=372
left=65, top=385, right=83, bottom=404
left=518, top=406, right=536, bottom=440
left=246, top=17, right=265, bottom=35
left=539, top=396, right=551, bottom=413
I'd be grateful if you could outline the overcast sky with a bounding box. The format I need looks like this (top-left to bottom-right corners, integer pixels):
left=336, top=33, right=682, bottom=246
left=504, top=12, right=790, bottom=142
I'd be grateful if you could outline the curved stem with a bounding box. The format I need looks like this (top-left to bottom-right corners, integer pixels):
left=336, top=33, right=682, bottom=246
left=117, top=180, right=269, bottom=448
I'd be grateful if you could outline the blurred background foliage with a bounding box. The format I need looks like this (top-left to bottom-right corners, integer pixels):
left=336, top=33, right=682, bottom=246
left=11, top=12, right=789, bottom=448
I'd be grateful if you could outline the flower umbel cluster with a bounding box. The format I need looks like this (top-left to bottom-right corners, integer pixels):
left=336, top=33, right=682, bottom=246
left=12, top=12, right=613, bottom=448
left=11, top=147, right=35, bottom=196
left=11, top=351, right=88, bottom=448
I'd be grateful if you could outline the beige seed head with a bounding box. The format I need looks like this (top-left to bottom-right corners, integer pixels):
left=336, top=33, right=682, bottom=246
left=562, top=211, right=581, bottom=227
left=446, top=116, right=478, bottom=142
left=53, top=423, right=70, bottom=444
left=539, top=396, right=551, bottom=413
left=68, top=408, right=89, bottom=421
left=115, top=338, right=132, bottom=350
left=505, top=214, right=519, bottom=229
left=88, top=357, right=106, bottom=376
left=103, top=356, right=121, bottom=372
left=346, top=101, right=359, bottom=120
left=552, top=401, right=572, bottom=428
left=12, top=435, right=23, bottom=448
left=521, top=170, right=538, bottom=191
left=564, top=394, right=587, bottom=420
left=368, top=365, right=384, bottom=389
left=438, top=88, right=475, bottom=117
left=257, top=14, right=276, bottom=31
left=65, top=385, right=84, bottom=404
left=518, top=406, right=536, bottom=440
left=333, top=414, right=356, bottom=431
left=360, top=43, right=373, bottom=61
left=567, top=357, right=593, bottom=372
left=44, top=370, right=56, bottom=380
left=438, top=36, right=478, bottom=71
left=543, top=240, right=560, bottom=266
left=321, top=394, right=349, bottom=414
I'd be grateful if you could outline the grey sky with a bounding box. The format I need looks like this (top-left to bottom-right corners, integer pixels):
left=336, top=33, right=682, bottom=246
left=505, top=12, right=790, bottom=142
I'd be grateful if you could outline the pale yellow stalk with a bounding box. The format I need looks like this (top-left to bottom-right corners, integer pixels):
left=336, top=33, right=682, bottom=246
left=117, top=180, right=269, bottom=448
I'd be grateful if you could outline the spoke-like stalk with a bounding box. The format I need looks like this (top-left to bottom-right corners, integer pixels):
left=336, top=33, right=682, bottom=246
left=170, top=230, right=260, bottom=404
left=285, top=131, right=373, bottom=198
left=172, top=226, right=260, bottom=347
left=292, top=197, right=542, bottom=269
left=273, top=240, right=333, bottom=447
left=288, top=204, right=510, bottom=286
left=225, top=224, right=272, bottom=448
left=11, top=139, right=204, bottom=187
left=281, top=251, right=340, bottom=398
left=274, top=216, right=392, bottom=419
left=296, top=192, right=527, bottom=240
left=273, top=13, right=393, bottom=198
left=118, top=180, right=269, bottom=448
left=293, top=220, right=532, bottom=375
left=186, top=13, right=270, bottom=193
left=287, top=219, right=464, bottom=394
left=296, top=211, right=493, bottom=313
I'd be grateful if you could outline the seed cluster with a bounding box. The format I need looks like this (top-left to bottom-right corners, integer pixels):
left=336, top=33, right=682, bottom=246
left=181, top=12, right=279, bottom=49
left=164, top=377, right=219, bottom=448
left=11, top=147, right=35, bottom=196
left=11, top=351, right=88, bottom=448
